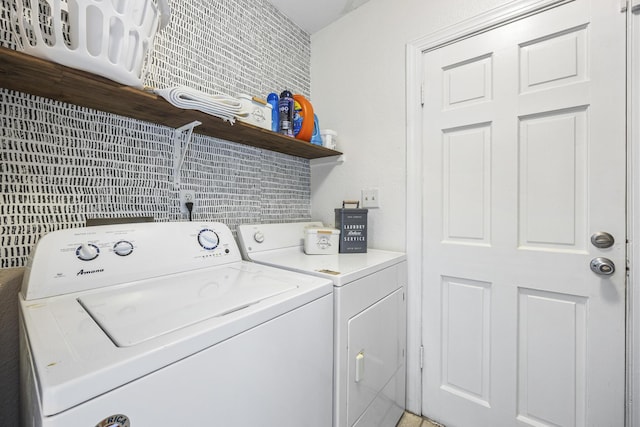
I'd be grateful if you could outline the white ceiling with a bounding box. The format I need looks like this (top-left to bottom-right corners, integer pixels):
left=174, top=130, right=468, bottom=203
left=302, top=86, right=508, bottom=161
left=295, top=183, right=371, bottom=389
left=266, top=0, right=372, bottom=34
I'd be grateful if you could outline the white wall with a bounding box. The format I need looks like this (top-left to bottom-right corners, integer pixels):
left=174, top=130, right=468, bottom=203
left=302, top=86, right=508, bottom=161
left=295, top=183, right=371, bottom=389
left=310, top=0, right=512, bottom=252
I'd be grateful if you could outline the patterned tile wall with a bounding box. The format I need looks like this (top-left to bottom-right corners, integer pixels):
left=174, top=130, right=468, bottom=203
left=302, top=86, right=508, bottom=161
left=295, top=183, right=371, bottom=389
left=0, top=0, right=312, bottom=268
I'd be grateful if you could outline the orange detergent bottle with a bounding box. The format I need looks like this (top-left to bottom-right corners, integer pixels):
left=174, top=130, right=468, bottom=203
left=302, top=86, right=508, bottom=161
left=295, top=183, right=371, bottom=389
left=292, top=94, right=314, bottom=142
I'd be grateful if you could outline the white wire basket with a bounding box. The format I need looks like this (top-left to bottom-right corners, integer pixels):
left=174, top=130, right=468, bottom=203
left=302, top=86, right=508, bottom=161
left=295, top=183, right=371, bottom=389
left=10, top=0, right=171, bottom=88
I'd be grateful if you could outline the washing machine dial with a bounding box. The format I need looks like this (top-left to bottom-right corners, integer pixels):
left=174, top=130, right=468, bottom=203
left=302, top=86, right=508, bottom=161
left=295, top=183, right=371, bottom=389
left=113, top=240, right=134, bottom=256
left=254, top=231, right=265, bottom=243
left=198, top=229, right=220, bottom=250
left=76, top=243, right=99, bottom=261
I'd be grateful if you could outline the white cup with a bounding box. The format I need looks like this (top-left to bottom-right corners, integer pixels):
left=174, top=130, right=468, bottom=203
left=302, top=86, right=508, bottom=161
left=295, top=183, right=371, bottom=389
left=321, top=129, right=337, bottom=150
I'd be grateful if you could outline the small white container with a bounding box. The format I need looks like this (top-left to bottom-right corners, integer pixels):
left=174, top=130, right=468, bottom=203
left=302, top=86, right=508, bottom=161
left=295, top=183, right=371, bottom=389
left=304, top=227, right=340, bottom=255
left=320, top=129, right=337, bottom=150
left=237, top=94, right=273, bottom=130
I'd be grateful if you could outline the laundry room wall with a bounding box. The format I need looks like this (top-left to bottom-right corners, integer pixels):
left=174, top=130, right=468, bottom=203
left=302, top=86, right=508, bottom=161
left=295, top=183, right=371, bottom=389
left=0, top=0, right=313, bottom=270
left=0, top=2, right=313, bottom=425
left=310, top=0, right=511, bottom=252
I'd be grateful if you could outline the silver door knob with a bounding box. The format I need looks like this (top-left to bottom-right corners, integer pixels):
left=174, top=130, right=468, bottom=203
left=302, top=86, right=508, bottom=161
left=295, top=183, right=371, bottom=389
left=591, top=232, right=615, bottom=249
left=590, top=257, right=615, bottom=275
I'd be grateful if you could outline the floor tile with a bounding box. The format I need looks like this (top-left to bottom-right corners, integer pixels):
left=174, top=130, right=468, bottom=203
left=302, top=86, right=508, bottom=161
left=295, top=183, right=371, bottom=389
left=396, top=411, right=445, bottom=427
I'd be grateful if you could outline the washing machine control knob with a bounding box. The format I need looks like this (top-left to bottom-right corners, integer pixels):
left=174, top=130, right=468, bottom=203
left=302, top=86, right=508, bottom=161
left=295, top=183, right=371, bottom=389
left=113, top=240, right=134, bottom=256
left=198, top=229, right=220, bottom=250
left=76, top=243, right=99, bottom=261
left=254, top=231, right=265, bottom=243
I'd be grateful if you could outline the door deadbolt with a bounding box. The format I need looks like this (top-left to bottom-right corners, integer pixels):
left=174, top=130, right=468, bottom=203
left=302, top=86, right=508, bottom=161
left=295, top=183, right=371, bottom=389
left=590, top=232, right=615, bottom=249
left=590, top=257, right=615, bottom=276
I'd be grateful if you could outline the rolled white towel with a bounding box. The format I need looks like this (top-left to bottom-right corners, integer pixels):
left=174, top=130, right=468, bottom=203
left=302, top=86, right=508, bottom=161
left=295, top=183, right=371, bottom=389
left=154, top=86, right=242, bottom=124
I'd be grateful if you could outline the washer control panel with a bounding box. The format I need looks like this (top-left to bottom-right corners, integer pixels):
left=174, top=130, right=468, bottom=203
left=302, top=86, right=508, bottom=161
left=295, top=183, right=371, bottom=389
left=236, top=221, right=324, bottom=257
left=22, top=222, right=241, bottom=300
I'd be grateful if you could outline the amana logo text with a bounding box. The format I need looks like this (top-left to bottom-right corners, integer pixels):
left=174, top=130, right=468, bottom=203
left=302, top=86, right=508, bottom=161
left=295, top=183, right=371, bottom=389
left=77, top=268, right=105, bottom=276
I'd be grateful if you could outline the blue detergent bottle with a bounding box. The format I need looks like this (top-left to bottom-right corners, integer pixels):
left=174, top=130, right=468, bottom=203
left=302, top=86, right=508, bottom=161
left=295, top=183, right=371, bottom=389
left=267, top=93, right=279, bottom=132
left=310, top=114, right=323, bottom=146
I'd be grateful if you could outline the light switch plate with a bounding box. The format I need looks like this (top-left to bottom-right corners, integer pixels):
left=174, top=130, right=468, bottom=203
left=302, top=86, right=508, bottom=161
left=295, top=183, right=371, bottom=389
left=362, top=188, right=380, bottom=208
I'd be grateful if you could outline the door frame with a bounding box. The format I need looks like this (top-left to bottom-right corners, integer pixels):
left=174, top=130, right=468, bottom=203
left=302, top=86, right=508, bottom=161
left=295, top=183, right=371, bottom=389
left=628, top=2, right=640, bottom=425
left=404, top=0, right=633, bottom=420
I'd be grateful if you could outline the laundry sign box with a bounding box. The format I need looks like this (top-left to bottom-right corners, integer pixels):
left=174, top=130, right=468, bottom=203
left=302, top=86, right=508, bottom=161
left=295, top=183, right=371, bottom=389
left=335, top=203, right=368, bottom=253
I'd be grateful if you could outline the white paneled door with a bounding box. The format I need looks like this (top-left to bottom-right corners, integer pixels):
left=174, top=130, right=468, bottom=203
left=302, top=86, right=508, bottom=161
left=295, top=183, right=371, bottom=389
left=420, top=1, right=625, bottom=426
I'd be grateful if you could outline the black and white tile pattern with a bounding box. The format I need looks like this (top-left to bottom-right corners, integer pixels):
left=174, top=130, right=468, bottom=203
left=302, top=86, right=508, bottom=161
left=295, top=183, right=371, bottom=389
left=0, top=1, right=312, bottom=268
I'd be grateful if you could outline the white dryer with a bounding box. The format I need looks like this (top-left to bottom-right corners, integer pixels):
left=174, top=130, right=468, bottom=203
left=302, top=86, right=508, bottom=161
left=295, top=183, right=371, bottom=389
left=237, top=222, right=407, bottom=427
left=19, top=221, right=333, bottom=427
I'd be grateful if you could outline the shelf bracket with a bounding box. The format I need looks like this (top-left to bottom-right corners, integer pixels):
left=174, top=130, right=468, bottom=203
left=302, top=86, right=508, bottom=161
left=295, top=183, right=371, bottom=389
left=310, top=154, right=346, bottom=167
left=173, top=121, right=202, bottom=186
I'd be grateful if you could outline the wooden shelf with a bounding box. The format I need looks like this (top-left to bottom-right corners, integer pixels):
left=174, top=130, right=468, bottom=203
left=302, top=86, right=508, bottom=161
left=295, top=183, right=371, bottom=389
left=0, top=47, right=342, bottom=160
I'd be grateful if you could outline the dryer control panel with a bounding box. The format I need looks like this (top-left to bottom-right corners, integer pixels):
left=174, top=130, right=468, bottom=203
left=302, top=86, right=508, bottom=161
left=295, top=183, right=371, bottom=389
left=22, top=222, right=241, bottom=300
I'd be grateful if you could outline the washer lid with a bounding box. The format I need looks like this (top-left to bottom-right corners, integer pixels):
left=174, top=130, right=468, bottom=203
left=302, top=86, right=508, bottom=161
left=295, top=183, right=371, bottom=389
left=78, top=266, right=297, bottom=347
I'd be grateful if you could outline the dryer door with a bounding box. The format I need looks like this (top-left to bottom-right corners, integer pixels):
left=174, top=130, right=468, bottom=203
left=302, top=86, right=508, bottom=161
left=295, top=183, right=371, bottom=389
left=347, top=287, right=405, bottom=426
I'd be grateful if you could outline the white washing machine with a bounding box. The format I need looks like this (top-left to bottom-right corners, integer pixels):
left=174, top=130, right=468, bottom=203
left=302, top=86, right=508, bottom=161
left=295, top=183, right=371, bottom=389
left=19, top=221, right=334, bottom=427
left=237, top=222, right=407, bottom=427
